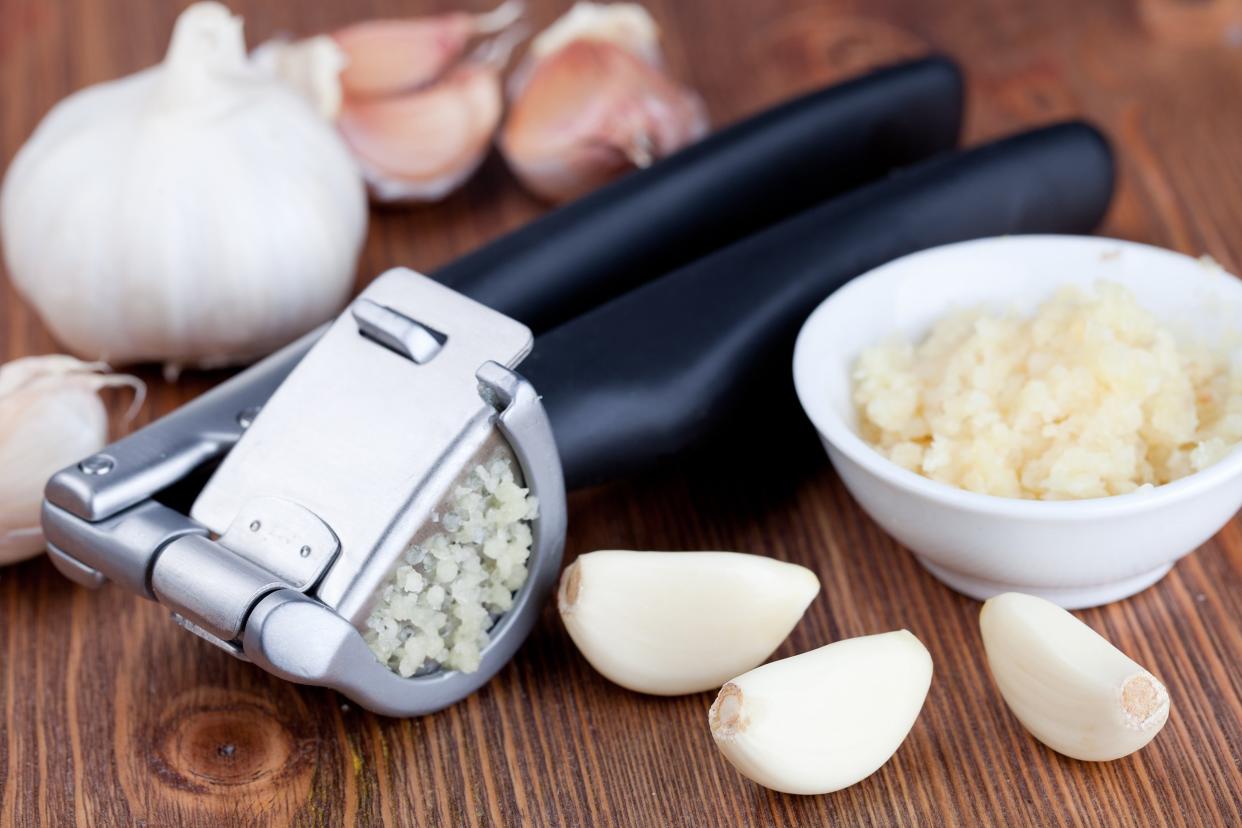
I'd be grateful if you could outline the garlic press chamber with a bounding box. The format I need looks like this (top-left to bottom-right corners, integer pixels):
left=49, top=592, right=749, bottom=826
left=40, top=121, right=1112, bottom=717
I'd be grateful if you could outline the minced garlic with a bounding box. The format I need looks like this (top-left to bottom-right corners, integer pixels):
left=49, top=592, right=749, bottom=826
left=364, top=453, right=538, bottom=675
left=853, top=282, right=1242, bottom=500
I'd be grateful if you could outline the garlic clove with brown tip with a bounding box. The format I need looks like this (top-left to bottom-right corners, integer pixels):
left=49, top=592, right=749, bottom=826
left=500, top=2, right=708, bottom=203
left=0, top=356, right=143, bottom=566
left=332, top=0, right=525, bottom=99
left=979, top=592, right=1171, bottom=762
left=709, top=631, right=933, bottom=795
left=557, top=550, right=820, bottom=695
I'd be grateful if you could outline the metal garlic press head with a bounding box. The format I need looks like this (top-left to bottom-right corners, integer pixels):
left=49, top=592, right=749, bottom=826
left=41, top=269, right=566, bottom=717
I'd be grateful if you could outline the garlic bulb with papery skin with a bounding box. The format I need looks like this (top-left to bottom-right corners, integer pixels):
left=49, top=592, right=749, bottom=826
left=0, top=356, right=142, bottom=566
left=500, top=2, right=708, bottom=203
left=0, top=3, right=367, bottom=371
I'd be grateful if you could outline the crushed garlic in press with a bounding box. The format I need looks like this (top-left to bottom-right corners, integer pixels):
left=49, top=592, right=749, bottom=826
left=364, top=452, right=538, bottom=676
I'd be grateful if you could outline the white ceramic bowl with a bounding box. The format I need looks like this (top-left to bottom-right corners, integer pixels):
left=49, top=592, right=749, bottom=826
left=792, top=235, right=1242, bottom=608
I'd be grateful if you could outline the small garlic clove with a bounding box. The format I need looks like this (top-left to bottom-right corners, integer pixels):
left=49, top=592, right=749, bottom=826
left=500, top=2, right=707, bottom=203
left=709, top=631, right=933, bottom=795
left=979, top=592, right=1171, bottom=762
left=0, top=357, right=143, bottom=566
left=557, top=550, right=820, bottom=695
left=337, top=60, right=504, bottom=203
left=252, top=35, right=348, bottom=119
left=333, top=0, right=524, bottom=99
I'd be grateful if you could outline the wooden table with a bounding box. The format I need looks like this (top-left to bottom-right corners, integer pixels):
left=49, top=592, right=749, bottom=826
left=3, top=0, right=1241, bottom=824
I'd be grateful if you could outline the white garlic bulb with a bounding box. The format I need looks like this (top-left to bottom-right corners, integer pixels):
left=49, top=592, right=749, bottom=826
left=0, top=356, right=142, bottom=566
left=0, top=3, right=367, bottom=371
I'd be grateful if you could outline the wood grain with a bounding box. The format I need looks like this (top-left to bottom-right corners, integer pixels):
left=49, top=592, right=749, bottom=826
left=2, top=0, right=1242, bottom=825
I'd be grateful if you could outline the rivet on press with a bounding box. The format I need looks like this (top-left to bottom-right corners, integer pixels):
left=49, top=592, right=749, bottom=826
left=79, top=455, right=115, bottom=476
left=237, top=406, right=261, bottom=429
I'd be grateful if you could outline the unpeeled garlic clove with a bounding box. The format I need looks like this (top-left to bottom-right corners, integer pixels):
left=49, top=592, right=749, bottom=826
left=251, top=35, right=348, bottom=119
left=0, top=356, right=142, bottom=566
left=557, top=550, right=820, bottom=695
left=500, top=2, right=708, bottom=203
left=526, top=0, right=662, bottom=65
left=337, top=57, right=505, bottom=203
left=979, top=592, right=1170, bottom=762
left=332, top=0, right=524, bottom=99
left=709, top=630, right=933, bottom=795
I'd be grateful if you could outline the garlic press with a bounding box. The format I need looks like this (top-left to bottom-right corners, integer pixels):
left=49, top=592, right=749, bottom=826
left=39, top=119, right=1111, bottom=717
left=43, top=269, right=563, bottom=716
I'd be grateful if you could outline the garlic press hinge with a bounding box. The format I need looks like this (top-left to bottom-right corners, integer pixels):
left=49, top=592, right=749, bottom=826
left=41, top=330, right=313, bottom=592
left=149, top=497, right=340, bottom=647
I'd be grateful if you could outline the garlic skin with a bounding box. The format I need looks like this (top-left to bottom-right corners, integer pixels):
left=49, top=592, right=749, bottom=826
left=709, top=631, right=933, bottom=795
left=979, top=592, right=1170, bottom=762
left=338, top=59, right=505, bottom=203
left=528, top=1, right=661, bottom=64
left=0, top=357, right=142, bottom=566
left=501, top=2, right=708, bottom=203
left=558, top=550, right=820, bottom=695
left=0, top=3, right=367, bottom=371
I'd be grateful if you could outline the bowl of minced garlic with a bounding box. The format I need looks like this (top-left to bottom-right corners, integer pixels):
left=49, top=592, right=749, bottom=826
left=793, top=236, right=1242, bottom=608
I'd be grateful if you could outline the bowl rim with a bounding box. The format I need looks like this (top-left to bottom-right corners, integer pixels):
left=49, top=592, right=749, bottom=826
left=792, top=234, right=1242, bottom=521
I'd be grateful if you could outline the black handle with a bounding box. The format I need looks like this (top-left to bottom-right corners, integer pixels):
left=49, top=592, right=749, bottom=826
left=521, top=122, right=1116, bottom=488
left=437, top=57, right=962, bottom=331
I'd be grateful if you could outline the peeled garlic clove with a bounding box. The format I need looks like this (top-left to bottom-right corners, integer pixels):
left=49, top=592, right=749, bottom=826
left=338, top=61, right=503, bottom=202
left=709, top=631, right=933, bottom=795
left=0, top=357, right=142, bottom=566
left=979, top=592, right=1170, bottom=762
left=333, top=0, right=524, bottom=98
left=557, top=550, right=820, bottom=695
left=500, top=3, right=708, bottom=202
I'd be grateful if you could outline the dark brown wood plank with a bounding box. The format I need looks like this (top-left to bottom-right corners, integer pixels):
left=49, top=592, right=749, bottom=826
left=2, top=0, right=1240, bottom=825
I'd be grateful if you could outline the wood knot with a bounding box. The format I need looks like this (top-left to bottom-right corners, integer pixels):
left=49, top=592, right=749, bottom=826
left=145, top=690, right=317, bottom=795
